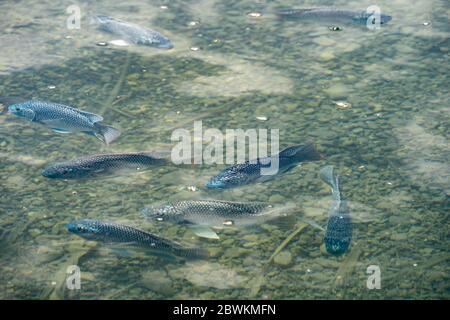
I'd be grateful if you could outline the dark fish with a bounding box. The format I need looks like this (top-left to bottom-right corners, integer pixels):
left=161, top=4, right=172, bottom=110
left=66, top=219, right=208, bottom=260
left=206, top=143, right=321, bottom=189
left=275, top=7, right=392, bottom=25
left=92, top=14, right=173, bottom=49
left=42, top=152, right=169, bottom=179
left=319, top=165, right=352, bottom=256
left=1, top=98, right=120, bottom=144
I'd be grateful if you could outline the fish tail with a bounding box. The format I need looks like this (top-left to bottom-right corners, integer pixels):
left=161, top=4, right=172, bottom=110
left=93, top=123, right=121, bottom=145
left=319, top=165, right=340, bottom=201
left=279, top=142, right=322, bottom=162
left=176, top=247, right=210, bottom=260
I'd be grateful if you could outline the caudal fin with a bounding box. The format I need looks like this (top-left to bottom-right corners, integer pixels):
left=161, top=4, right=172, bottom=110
left=279, top=142, right=322, bottom=162
left=319, top=165, right=340, bottom=201
left=94, top=123, right=121, bottom=145
left=177, top=247, right=210, bottom=260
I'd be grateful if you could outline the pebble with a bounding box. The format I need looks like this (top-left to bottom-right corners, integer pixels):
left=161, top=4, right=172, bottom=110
left=320, top=51, right=335, bottom=61
left=141, top=270, right=175, bottom=296
left=274, top=251, right=292, bottom=266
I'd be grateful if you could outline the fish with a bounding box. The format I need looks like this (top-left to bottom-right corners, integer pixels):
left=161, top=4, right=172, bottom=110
left=42, top=152, right=170, bottom=179
left=1, top=98, right=121, bottom=144
left=66, top=219, right=208, bottom=260
left=206, top=143, right=321, bottom=189
left=142, top=200, right=297, bottom=239
left=91, top=14, right=173, bottom=49
left=319, top=165, right=352, bottom=256
left=275, top=7, right=392, bottom=25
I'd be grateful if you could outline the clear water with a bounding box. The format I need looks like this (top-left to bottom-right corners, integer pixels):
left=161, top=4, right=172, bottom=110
left=0, top=0, right=448, bottom=299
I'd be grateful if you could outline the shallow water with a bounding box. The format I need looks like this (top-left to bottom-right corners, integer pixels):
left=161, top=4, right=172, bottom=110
left=0, top=0, right=449, bottom=299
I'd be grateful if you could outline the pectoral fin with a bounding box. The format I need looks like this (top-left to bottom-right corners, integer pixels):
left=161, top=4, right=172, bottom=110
left=40, top=119, right=71, bottom=132
left=190, top=225, right=220, bottom=240
left=51, top=128, right=71, bottom=133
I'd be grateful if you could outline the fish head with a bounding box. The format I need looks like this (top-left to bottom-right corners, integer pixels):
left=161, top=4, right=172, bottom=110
left=151, top=36, right=173, bottom=49
left=157, top=39, right=173, bottom=49
left=66, top=219, right=100, bottom=239
left=42, top=162, right=90, bottom=179
left=141, top=204, right=182, bottom=223
left=8, top=104, right=35, bottom=121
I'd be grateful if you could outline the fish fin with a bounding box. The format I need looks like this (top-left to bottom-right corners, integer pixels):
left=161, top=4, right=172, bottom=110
left=93, top=123, right=121, bottom=145
left=178, top=247, right=210, bottom=260
left=190, top=225, right=220, bottom=240
left=279, top=142, right=322, bottom=161
left=139, top=150, right=172, bottom=160
left=111, top=247, right=132, bottom=257
left=0, top=96, right=27, bottom=107
left=109, top=39, right=130, bottom=46
left=51, top=128, right=71, bottom=133
left=37, top=118, right=70, bottom=133
left=319, top=165, right=340, bottom=200
left=297, top=217, right=326, bottom=232
left=79, top=111, right=103, bottom=123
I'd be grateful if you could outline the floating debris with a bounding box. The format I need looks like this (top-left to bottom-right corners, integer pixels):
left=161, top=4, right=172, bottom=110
left=333, top=100, right=352, bottom=109
left=160, top=5, right=168, bottom=10
left=423, top=22, right=431, bottom=26
left=328, top=25, right=342, bottom=31
left=47, top=85, right=56, bottom=89
left=256, top=116, right=268, bottom=121
left=187, top=185, right=197, bottom=192
left=96, top=41, right=108, bottom=47
left=247, top=12, right=263, bottom=18
left=190, top=46, right=200, bottom=51
left=188, top=21, right=200, bottom=26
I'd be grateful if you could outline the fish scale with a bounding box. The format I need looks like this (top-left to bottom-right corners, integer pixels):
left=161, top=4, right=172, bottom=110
left=66, top=219, right=208, bottom=260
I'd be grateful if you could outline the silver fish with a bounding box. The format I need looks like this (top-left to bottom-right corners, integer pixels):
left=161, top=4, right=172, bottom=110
left=92, top=14, right=173, bottom=49
left=319, top=165, right=352, bottom=255
left=67, top=219, right=208, bottom=260
left=2, top=98, right=120, bottom=144
left=275, top=7, right=392, bottom=25
left=42, top=152, right=170, bottom=179
left=142, top=200, right=297, bottom=239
